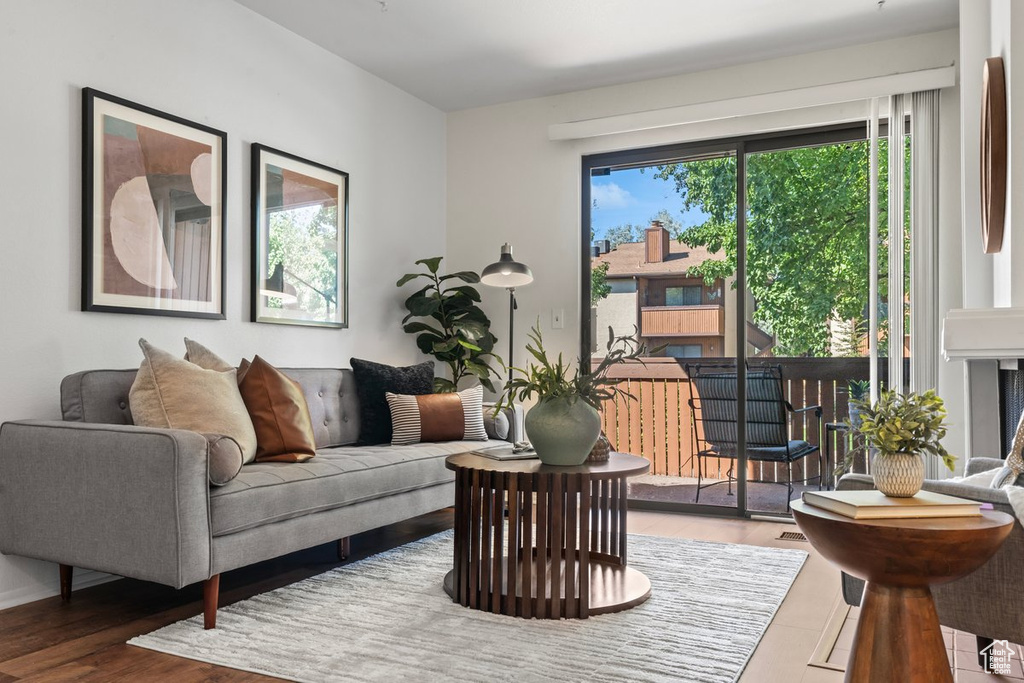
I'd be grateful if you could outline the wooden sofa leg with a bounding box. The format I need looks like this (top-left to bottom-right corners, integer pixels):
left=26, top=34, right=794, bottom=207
left=59, top=564, right=73, bottom=603
left=203, top=575, right=220, bottom=630
left=337, top=537, right=351, bottom=561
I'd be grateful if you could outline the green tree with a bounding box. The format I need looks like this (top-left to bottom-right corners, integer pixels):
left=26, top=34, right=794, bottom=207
left=650, top=208, right=682, bottom=234
left=602, top=210, right=680, bottom=249
left=602, top=222, right=645, bottom=247
left=591, top=261, right=611, bottom=306
left=655, top=140, right=903, bottom=357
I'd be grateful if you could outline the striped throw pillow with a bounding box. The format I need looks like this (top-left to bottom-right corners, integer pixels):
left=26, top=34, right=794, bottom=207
left=385, top=385, right=488, bottom=445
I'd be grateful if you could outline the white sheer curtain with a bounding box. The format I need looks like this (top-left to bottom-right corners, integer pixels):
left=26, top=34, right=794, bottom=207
left=868, top=99, right=881, bottom=407
left=868, top=90, right=941, bottom=476
left=910, top=90, right=942, bottom=478
left=887, top=94, right=907, bottom=395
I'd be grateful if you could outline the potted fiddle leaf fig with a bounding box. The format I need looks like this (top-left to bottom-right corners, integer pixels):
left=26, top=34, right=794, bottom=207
left=397, top=257, right=501, bottom=393
left=496, top=324, right=652, bottom=466
left=843, top=389, right=956, bottom=497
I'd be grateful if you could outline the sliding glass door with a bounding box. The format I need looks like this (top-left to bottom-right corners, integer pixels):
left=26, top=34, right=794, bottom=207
left=584, top=143, right=745, bottom=515
left=583, top=122, right=902, bottom=518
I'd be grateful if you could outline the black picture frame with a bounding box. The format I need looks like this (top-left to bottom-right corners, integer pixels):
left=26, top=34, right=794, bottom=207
left=82, top=87, right=227, bottom=319
left=250, top=143, right=349, bottom=329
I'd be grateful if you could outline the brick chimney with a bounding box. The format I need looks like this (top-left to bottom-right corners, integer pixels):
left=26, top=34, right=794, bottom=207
left=645, top=220, right=670, bottom=263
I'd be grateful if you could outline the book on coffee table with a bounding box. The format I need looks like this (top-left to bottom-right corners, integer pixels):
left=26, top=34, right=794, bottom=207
left=802, top=489, right=982, bottom=520
left=473, top=445, right=538, bottom=461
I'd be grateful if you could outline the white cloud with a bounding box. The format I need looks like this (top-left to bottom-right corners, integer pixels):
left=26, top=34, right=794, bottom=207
left=591, top=182, right=633, bottom=210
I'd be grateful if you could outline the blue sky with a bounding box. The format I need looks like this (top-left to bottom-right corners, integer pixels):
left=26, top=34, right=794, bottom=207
left=590, top=167, right=708, bottom=240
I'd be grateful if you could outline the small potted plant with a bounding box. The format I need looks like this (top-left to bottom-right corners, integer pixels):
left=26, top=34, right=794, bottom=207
left=497, top=324, right=650, bottom=466
left=847, top=379, right=870, bottom=429
left=843, top=389, right=956, bottom=497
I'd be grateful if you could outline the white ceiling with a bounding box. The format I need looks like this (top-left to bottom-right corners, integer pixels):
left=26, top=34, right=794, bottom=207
left=234, top=0, right=958, bottom=112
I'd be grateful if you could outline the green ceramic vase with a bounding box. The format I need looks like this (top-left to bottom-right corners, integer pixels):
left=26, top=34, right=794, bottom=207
left=525, top=397, right=602, bottom=466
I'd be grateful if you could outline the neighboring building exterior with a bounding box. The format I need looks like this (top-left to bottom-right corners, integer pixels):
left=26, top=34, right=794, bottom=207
left=592, top=221, right=767, bottom=359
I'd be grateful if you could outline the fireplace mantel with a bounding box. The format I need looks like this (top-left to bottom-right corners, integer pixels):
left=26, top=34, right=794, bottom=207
left=942, top=307, right=1024, bottom=361
left=940, top=307, right=1024, bottom=461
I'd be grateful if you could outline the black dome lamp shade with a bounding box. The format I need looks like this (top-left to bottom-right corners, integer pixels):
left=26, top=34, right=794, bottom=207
left=481, top=243, right=533, bottom=287
left=480, top=243, right=533, bottom=371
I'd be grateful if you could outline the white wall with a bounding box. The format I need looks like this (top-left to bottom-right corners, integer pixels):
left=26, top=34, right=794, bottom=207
left=447, top=29, right=965, bottom=460
left=961, top=0, right=1024, bottom=308
left=960, top=0, right=994, bottom=309
left=0, top=0, right=446, bottom=607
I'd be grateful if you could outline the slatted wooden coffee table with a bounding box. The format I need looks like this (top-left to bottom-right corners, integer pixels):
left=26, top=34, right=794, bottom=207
left=443, top=451, right=651, bottom=619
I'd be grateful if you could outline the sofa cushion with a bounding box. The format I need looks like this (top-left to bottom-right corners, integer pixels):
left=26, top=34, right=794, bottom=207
left=238, top=357, right=318, bottom=463
left=208, top=439, right=505, bottom=536
left=483, top=405, right=510, bottom=441
left=184, top=338, right=235, bottom=372
left=60, top=367, right=360, bottom=449
left=350, top=358, right=434, bottom=445
left=385, top=385, right=487, bottom=445
left=128, top=339, right=259, bottom=464
left=204, top=433, right=244, bottom=486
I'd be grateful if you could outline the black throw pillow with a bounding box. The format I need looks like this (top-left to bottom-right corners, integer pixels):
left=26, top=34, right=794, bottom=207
left=351, top=358, right=434, bottom=445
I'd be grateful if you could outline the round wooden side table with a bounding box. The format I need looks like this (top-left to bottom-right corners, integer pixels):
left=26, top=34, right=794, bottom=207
left=443, top=451, right=650, bottom=619
left=791, top=499, right=1014, bottom=683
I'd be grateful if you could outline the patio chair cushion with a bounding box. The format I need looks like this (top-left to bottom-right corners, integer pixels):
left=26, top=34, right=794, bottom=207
left=706, top=440, right=817, bottom=463
left=747, top=440, right=817, bottom=462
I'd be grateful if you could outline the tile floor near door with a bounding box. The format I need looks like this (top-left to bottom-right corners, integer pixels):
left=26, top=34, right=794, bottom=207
left=0, top=509, right=1014, bottom=682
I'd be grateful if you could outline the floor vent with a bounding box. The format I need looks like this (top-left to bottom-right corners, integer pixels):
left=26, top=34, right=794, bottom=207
left=777, top=531, right=807, bottom=542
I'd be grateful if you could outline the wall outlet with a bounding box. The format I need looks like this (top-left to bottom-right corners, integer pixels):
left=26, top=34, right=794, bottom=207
left=552, top=308, right=564, bottom=329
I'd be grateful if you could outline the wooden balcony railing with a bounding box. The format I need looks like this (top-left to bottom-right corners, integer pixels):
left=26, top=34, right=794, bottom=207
left=640, top=305, right=725, bottom=337
left=595, top=357, right=886, bottom=487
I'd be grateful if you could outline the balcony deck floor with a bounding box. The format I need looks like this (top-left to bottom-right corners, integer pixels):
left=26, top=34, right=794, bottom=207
left=629, top=475, right=822, bottom=514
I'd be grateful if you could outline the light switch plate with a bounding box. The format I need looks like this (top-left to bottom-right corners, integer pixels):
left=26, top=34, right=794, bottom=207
left=552, top=309, right=564, bottom=329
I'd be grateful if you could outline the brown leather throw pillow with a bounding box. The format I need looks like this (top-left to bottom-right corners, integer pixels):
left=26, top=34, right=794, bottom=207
left=237, top=356, right=317, bottom=463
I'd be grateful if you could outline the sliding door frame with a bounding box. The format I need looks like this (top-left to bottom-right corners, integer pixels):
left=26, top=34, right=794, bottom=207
left=580, top=121, right=879, bottom=517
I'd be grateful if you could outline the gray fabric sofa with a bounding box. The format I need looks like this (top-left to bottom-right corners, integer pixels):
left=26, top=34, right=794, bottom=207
left=837, top=459, right=1023, bottom=652
left=0, top=368, right=512, bottom=628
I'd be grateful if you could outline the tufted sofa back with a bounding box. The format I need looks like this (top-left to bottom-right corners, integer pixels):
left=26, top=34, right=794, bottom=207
left=60, top=368, right=361, bottom=448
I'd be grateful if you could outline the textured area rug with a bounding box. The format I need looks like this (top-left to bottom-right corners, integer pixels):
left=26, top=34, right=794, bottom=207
left=130, top=531, right=806, bottom=683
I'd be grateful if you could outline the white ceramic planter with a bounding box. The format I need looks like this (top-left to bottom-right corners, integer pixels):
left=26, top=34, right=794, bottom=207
left=873, top=452, right=925, bottom=498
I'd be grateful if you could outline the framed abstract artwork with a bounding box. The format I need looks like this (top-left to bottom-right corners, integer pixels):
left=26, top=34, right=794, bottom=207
left=82, top=88, right=226, bottom=318
left=251, top=144, right=348, bottom=328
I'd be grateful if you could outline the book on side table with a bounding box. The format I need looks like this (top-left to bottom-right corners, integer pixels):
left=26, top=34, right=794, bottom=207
left=802, top=489, right=982, bottom=519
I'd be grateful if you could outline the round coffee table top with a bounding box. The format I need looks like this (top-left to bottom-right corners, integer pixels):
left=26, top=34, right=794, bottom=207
left=445, top=451, right=649, bottom=478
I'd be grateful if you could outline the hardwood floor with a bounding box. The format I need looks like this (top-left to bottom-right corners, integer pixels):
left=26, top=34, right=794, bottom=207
left=0, top=509, right=1002, bottom=682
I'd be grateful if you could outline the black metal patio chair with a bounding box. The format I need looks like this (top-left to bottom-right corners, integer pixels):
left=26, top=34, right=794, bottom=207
left=685, top=363, right=824, bottom=511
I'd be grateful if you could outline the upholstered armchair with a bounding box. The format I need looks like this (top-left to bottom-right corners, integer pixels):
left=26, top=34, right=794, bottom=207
left=836, top=458, right=1023, bottom=659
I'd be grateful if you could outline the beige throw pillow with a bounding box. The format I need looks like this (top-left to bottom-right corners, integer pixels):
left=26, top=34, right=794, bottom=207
left=129, top=339, right=258, bottom=464
left=184, top=337, right=235, bottom=372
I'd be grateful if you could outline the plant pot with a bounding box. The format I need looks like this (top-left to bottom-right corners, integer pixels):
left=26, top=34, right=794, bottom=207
left=848, top=405, right=862, bottom=431
left=873, top=452, right=925, bottom=498
left=525, top=397, right=602, bottom=466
